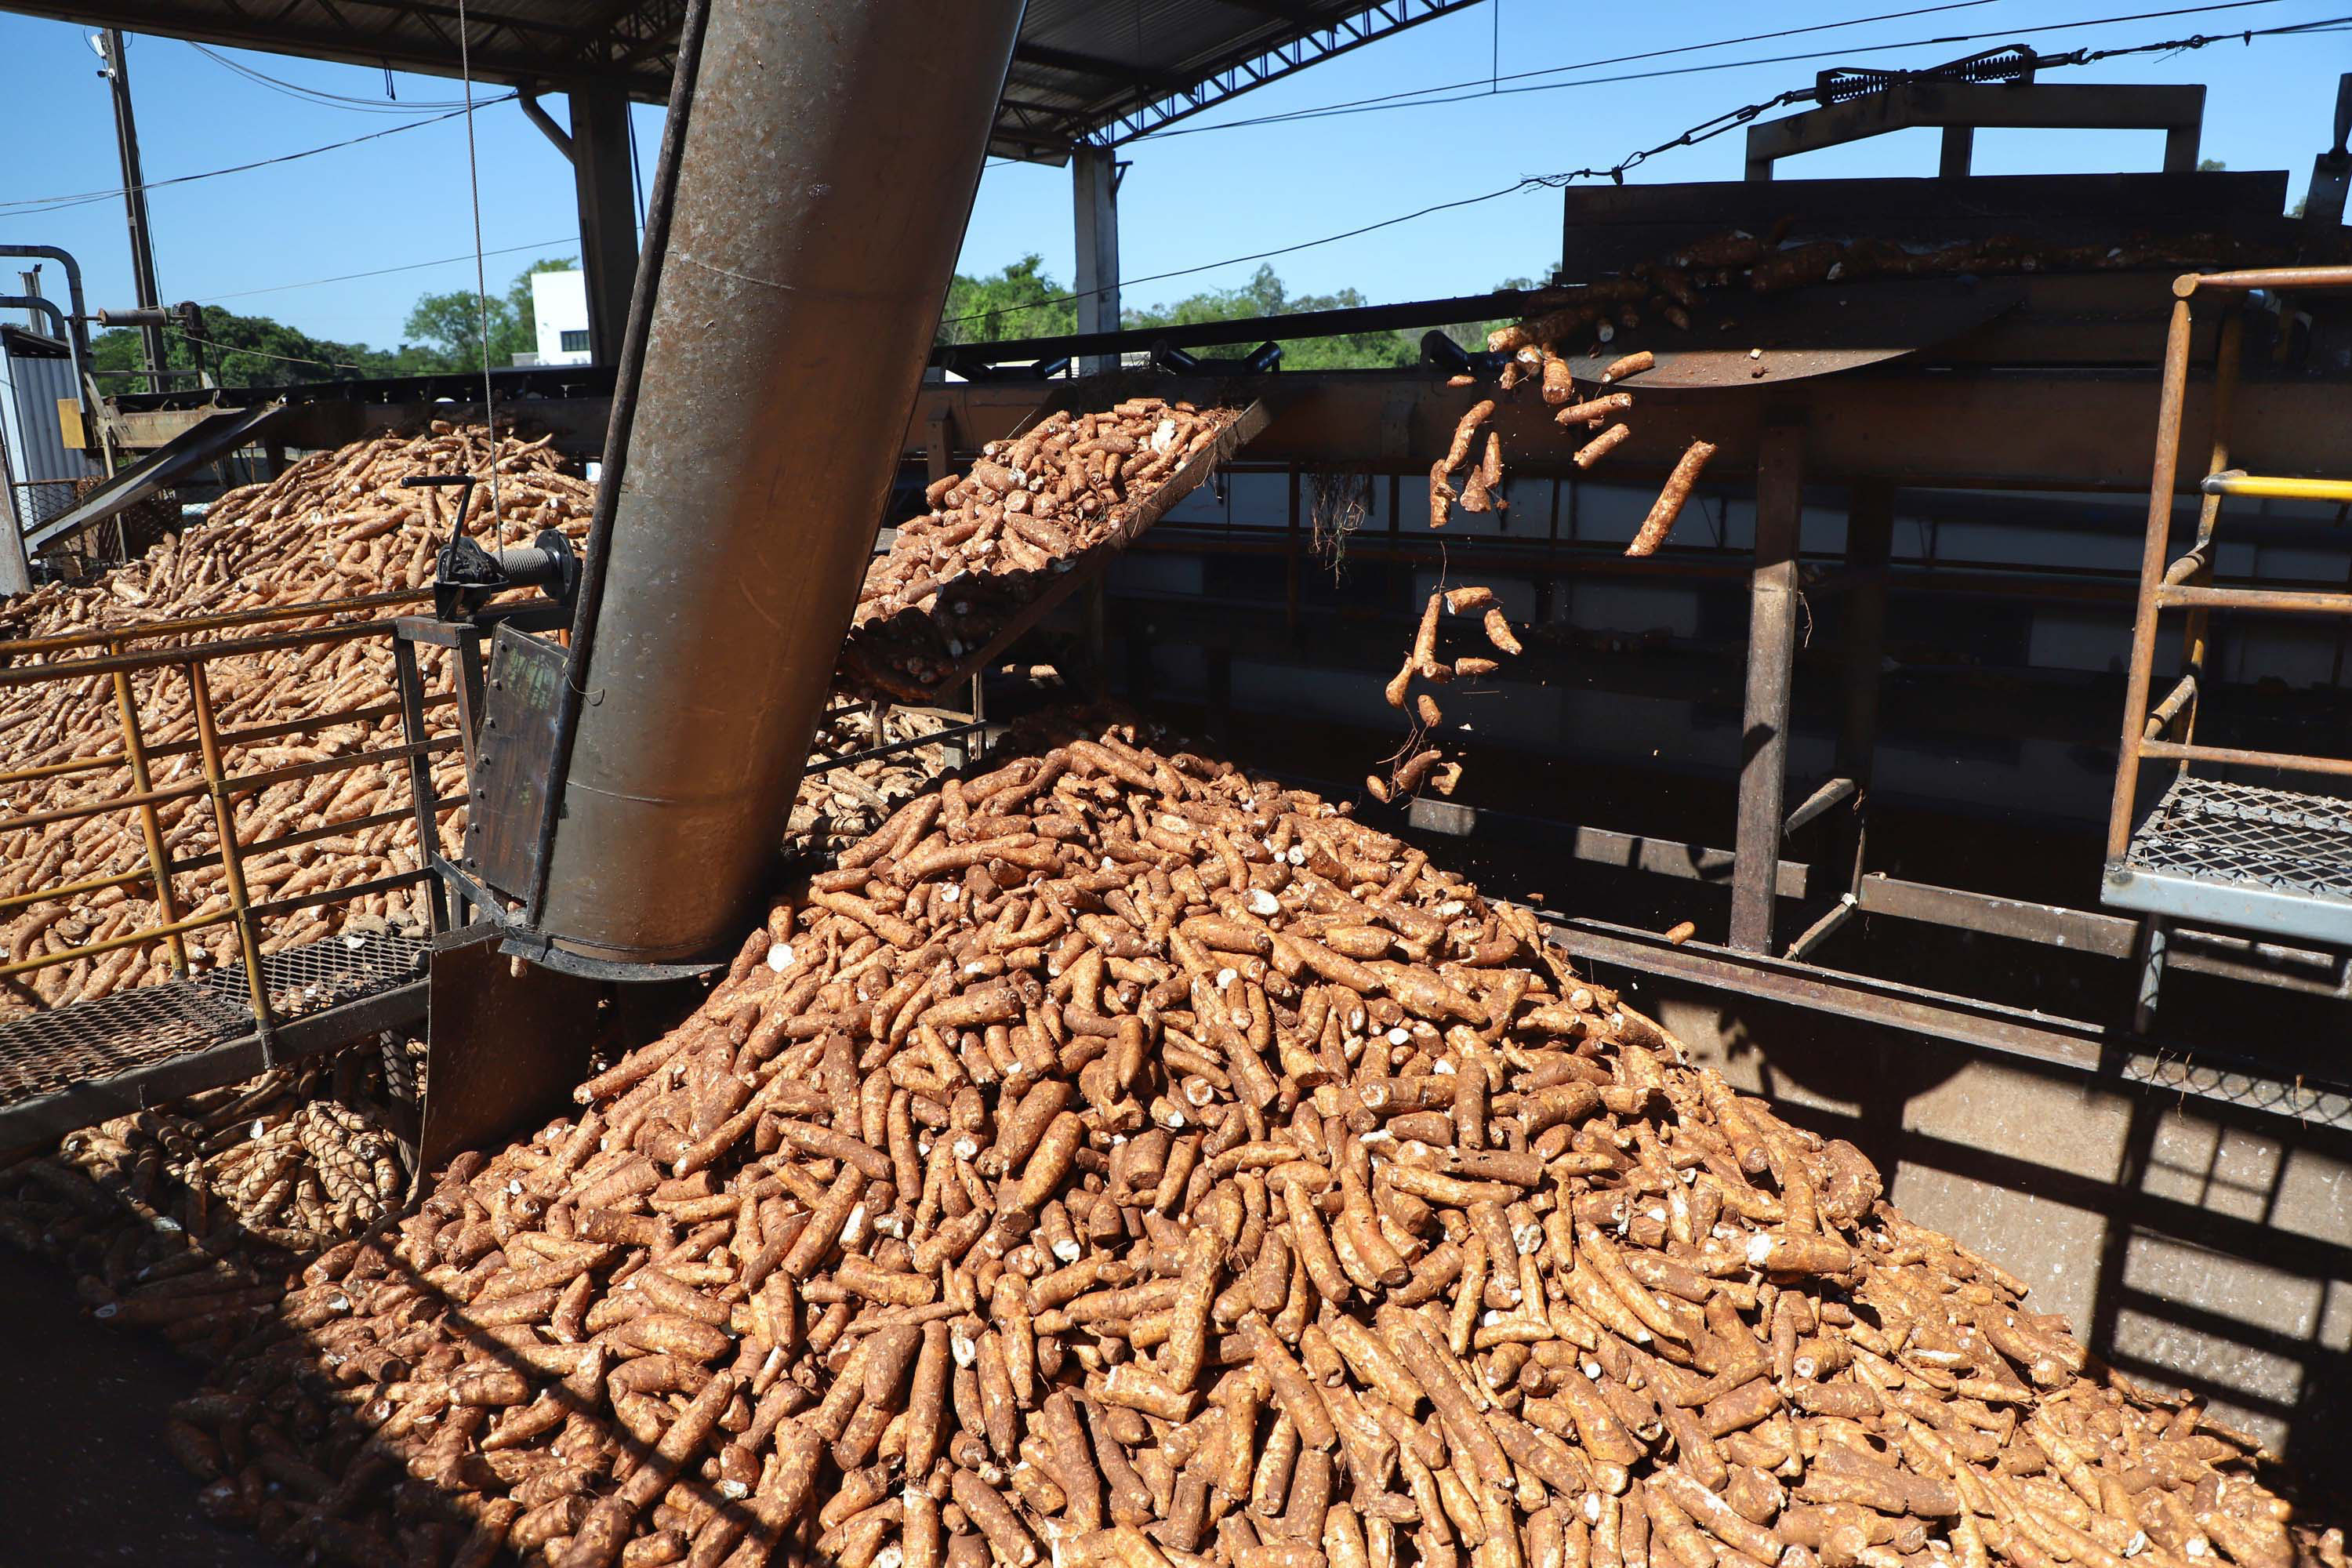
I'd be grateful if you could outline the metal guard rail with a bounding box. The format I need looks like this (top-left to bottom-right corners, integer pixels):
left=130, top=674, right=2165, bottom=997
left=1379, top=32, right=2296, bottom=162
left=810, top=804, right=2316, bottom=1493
left=2106, top=263, right=2352, bottom=864
left=0, top=601, right=462, bottom=1052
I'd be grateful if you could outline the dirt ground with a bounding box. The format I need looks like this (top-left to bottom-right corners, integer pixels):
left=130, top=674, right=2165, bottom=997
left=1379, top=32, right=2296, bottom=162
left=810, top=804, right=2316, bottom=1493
left=0, top=1245, right=281, bottom=1566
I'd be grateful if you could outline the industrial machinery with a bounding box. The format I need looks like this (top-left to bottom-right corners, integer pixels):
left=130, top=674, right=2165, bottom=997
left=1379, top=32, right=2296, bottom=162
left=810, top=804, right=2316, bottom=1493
left=388, top=0, right=1033, bottom=1157
left=0, top=2, right=2347, bottom=1494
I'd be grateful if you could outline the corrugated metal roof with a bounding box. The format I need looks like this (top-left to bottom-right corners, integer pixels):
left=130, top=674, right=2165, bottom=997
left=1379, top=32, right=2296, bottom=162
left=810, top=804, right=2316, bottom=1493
left=0, top=0, right=1475, bottom=161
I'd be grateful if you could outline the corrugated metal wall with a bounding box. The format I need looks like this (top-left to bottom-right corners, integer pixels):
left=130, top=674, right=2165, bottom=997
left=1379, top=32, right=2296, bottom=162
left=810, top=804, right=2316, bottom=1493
left=2, top=332, right=97, bottom=532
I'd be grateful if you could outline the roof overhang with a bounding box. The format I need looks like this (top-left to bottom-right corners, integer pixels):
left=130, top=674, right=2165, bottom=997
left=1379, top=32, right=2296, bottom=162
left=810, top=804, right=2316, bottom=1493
left=0, top=0, right=1482, bottom=161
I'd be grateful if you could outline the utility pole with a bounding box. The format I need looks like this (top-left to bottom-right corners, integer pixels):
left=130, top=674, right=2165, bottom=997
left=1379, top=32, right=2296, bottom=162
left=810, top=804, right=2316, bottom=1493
left=94, top=29, right=167, bottom=392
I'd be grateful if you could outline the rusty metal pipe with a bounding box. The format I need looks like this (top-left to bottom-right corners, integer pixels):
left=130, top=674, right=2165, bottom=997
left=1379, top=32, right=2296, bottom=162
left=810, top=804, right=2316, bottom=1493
left=2137, top=738, right=2352, bottom=779
left=187, top=661, right=274, bottom=1045
left=109, top=641, right=187, bottom=974
left=2105, top=296, right=2194, bottom=863
left=2156, top=583, right=2352, bottom=615
left=2178, top=265, right=2352, bottom=294
left=0, top=586, right=426, bottom=661
left=534, top=0, right=1027, bottom=964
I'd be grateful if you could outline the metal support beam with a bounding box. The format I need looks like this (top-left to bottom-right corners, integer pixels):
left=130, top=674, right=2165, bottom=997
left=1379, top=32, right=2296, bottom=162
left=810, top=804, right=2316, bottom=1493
left=1939, top=125, right=1973, bottom=178
left=1073, top=146, right=1121, bottom=376
left=1542, top=915, right=2351, bottom=1131
left=518, top=91, right=575, bottom=161
left=1747, top=82, right=2205, bottom=180
left=568, top=87, right=639, bottom=365
left=1828, top=478, right=1893, bottom=899
left=1730, top=423, right=1805, bottom=953
left=96, top=30, right=167, bottom=391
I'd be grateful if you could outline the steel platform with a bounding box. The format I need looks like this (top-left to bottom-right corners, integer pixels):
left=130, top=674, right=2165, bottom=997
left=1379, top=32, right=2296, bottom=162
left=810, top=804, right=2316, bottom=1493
left=0, top=931, right=428, bottom=1148
left=2104, top=776, right=2352, bottom=946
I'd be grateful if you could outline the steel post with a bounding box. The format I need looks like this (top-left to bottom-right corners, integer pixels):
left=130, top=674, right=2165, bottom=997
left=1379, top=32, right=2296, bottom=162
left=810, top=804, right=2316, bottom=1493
left=1073, top=145, right=1121, bottom=376
left=98, top=30, right=168, bottom=390
left=2105, top=295, right=2195, bottom=866
left=568, top=87, right=640, bottom=364
left=185, top=659, right=275, bottom=1054
left=1730, top=423, right=1805, bottom=953
left=107, top=642, right=187, bottom=974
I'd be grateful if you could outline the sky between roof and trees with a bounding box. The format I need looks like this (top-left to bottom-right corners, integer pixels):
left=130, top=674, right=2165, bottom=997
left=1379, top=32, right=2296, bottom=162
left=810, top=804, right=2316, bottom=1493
left=1, top=0, right=2345, bottom=384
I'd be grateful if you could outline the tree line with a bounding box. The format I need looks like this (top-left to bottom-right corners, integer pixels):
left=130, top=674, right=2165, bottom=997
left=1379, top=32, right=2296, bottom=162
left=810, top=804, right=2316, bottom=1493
left=82, top=253, right=1539, bottom=390
left=938, top=255, right=1537, bottom=369
left=85, top=258, right=578, bottom=390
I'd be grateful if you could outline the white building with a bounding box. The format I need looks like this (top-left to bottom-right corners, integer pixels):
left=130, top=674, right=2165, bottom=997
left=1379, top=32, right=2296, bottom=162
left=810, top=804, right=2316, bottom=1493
left=517, top=269, right=593, bottom=367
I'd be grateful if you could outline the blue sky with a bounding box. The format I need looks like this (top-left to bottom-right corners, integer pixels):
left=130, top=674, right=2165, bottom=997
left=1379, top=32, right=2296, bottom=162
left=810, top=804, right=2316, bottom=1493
left=0, top=0, right=2344, bottom=350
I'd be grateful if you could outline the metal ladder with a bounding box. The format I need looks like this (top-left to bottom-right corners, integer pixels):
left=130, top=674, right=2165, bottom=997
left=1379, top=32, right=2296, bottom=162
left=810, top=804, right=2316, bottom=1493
left=2103, top=266, right=2352, bottom=1022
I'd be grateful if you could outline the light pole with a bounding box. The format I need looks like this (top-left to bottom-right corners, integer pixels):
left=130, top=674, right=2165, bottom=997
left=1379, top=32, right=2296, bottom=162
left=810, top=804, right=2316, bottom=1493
left=92, top=30, right=168, bottom=392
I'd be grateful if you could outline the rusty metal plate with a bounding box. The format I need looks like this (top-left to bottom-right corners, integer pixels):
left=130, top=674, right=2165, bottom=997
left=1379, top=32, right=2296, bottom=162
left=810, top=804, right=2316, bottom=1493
left=419, top=923, right=603, bottom=1171
left=465, top=622, right=568, bottom=905
left=1564, top=276, right=2024, bottom=390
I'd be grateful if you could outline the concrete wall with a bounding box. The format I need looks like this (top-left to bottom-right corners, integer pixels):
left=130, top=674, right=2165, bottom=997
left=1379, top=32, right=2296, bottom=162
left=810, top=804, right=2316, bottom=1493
left=530, top=270, right=593, bottom=367
left=1636, top=977, right=2352, bottom=1496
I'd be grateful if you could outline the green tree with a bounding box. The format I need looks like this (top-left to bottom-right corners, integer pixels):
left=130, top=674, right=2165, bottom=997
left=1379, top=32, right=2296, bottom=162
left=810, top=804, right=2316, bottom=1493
left=403, top=257, right=576, bottom=370
left=935, top=255, right=1557, bottom=369
left=89, top=306, right=413, bottom=389
left=936, top=254, right=1078, bottom=345
left=1120, top=265, right=1413, bottom=369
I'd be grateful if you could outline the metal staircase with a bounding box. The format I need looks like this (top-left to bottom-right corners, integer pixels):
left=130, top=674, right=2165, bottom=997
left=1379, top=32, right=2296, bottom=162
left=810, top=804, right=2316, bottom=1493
left=2103, top=267, right=2352, bottom=1016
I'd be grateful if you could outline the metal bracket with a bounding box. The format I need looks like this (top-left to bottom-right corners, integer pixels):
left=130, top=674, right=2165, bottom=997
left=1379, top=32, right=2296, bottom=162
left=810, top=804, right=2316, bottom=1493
left=494, top=925, right=722, bottom=983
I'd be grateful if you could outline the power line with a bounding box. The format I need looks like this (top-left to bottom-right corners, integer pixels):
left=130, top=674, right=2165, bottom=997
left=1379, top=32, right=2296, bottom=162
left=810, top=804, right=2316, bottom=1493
left=1137, top=0, right=1998, bottom=139
left=167, top=327, right=376, bottom=374
left=0, top=98, right=514, bottom=216
left=1501, top=13, right=2349, bottom=188
left=941, top=178, right=1556, bottom=330
left=455, top=0, right=509, bottom=531
left=187, top=42, right=477, bottom=113
left=1131, top=0, right=2303, bottom=141
left=945, top=12, right=2342, bottom=328
left=195, top=239, right=580, bottom=303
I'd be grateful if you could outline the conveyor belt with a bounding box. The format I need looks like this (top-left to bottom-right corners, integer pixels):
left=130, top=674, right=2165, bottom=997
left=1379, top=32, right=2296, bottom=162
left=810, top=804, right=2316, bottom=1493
left=0, top=931, right=427, bottom=1147
left=839, top=397, right=1271, bottom=704
left=27, top=402, right=294, bottom=553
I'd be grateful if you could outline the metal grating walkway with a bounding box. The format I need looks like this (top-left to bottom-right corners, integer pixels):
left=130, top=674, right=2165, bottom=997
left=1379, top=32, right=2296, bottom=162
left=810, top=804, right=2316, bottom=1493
left=0, top=931, right=428, bottom=1146
left=2106, top=776, right=2352, bottom=945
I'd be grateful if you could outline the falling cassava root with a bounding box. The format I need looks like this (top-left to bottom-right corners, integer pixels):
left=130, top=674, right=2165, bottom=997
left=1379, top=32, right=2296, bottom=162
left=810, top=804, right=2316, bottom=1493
left=113, top=728, right=2315, bottom=1568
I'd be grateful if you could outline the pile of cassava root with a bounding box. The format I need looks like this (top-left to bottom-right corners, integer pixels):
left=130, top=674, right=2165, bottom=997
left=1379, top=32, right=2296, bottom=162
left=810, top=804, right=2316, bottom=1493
left=0, top=426, right=972, bottom=1022
left=0, top=1032, right=423, bottom=1272
left=840, top=399, right=1244, bottom=701
left=0, top=423, right=593, bottom=1018
left=786, top=706, right=965, bottom=860
left=92, top=728, right=2325, bottom=1568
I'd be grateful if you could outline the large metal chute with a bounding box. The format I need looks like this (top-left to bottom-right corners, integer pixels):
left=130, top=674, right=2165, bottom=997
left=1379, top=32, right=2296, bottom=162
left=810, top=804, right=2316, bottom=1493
left=518, top=0, right=1026, bottom=966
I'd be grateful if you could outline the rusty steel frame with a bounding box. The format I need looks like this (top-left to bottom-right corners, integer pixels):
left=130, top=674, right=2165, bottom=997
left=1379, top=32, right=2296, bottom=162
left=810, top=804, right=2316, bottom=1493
left=184, top=659, right=277, bottom=1053
left=0, top=586, right=430, bottom=662
left=2107, top=266, right=2352, bottom=867
left=0, top=608, right=463, bottom=1070
left=1541, top=914, right=2350, bottom=1131
left=0, top=691, right=457, bottom=793
left=107, top=637, right=187, bottom=975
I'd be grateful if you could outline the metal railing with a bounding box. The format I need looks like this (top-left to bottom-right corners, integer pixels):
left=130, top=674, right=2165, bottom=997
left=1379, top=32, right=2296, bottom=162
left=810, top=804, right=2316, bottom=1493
left=0, top=588, right=458, bottom=1054
left=2105, top=265, right=2352, bottom=863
